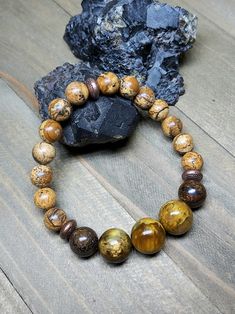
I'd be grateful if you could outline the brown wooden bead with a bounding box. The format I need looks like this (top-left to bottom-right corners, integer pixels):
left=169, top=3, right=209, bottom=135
left=32, top=142, right=56, bottom=165
left=97, top=72, right=120, bottom=95
left=178, top=180, right=207, bottom=208
left=134, top=86, right=155, bottom=110
left=34, top=187, right=56, bottom=210
left=39, top=119, right=62, bottom=143
left=65, top=81, right=89, bottom=105
left=182, top=170, right=203, bottom=182
left=173, top=133, right=194, bottom=155
left=30, top=165, right=53, bottom=188
left=119, top=76, right=140, bottom=99
left=161, top=116, right=183, bottom=138
left=85, top=78, right=100, bottom=100
left=69, top=227, right=98, bottom=257
left=181, top=151, right=203, bottom=170
left=60, top=220, right=77, bottom=240
left=44, top=208, right=67, bottom=232
left=48, top=98, right=72, bottom=121
left=149, top=99, right=169, bottom=122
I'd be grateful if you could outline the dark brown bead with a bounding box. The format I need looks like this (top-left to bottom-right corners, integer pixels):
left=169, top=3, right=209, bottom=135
left=178, top=180, right=207, bottom=208
left=182, top=170, right=203, bottom=182
left=85, top=78, right=100, bottom=100
left=60, top=220, right=77, bottom=240
left=69, top=227, right=98, bottom=258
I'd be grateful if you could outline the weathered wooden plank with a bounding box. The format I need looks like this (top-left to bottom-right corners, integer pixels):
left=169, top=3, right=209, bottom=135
left=53, top=0, right=82, bottom=15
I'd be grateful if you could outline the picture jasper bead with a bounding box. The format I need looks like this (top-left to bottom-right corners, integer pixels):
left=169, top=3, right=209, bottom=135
left=85, top=78, right=100, bottom=100
left=134, top=86, right=155, bottom=110
left=34, top=187, right=56, bottom=210
left=65, top=81, right=89, bottom=105
left=69, top=227, right=98, bottom=258
left=44, top=208, right=67, bottom=232
left=39, top=119, right=62, bottom=143
left=99, top=228, right=132, bottom=264
left=32, top=142, right=56, bottom=165
left=97, top=72, right=120, bottom=95
left=182, top=170, right=203, bottom=182
left=30, top=165, right=53, bottom=188
left=161, top=116, right=183, bottom=138
left=48, top=98, right=72, bottom=121
left=173, top=133, right=194, bottom=154
left=178, top=180, right=207, bottom=208
left=60, top=219, right=77, bottom=240
left=181, top=151, right=203, bottom=170
left=159, top=200, right=193, bottom=235
left=149, top=99, right=169, bottom=122
left=119, top=76, right=140, bottom=99
left=131, top=218, right=165, bottom=255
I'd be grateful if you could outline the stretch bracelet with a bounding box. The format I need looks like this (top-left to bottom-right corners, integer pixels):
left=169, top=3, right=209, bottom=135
left=30, top=72, right=207, bottom=264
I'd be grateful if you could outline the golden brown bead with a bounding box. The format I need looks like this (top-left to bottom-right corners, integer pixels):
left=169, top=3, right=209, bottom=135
left=30, top=165, right=53, bottom=188
left=159, top=200, right=193, bottom=236
left=85, top=78, right=100, bottom=100
left=134, top=86, right=155, bottom=110
left=44, top=208, right=67, bottom=232
left=149, top=99, right=169, bottom=122
left=173, top=133, right=194, bottom=154
left=161, top=116, right=183, bottom=138
left=119, top=76, right=140, bottom=99
left=181, top=151, right=203, bottom=170
left=97, top=72, right=120, bottom=95
left=32, top=142, right=56, bottom=165
left=34, top=188, right=56, bottom=210
left=39, top=119, right=62, bottom=143
left=131, top=218, right=165, bottom=255
left=65, top=81, right=89, bottom=105
left=48, top=98, right=72, bottom=121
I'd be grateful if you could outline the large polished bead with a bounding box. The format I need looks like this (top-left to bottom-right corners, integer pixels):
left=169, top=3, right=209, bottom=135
left=39, top=119, right=62, bottom=143
left=181, top=151, right=203, bottom=170
left=48, top=98, right=72, bottom=121
left=119, top=76, right=140, bottom=99
left=99, top=228, right=132, bottom=264
left=173, top=133, right=194, bottom=154
left=44, top=208, right=67, bottom=232
left=34, top=187, right=56, bottom=210
left=32, top=142, right=56, bottom=165
left=134, top=86, right=155, bottom=110
left=131, top=218, right=165, bottom=254
left=30, top=165, right=53, bottom=188
left=60, top=219, right=77, bottom=240
left=69, top=227, right=98, bottom=257
left=65, top=81, right=89, bottom=105
left=161, top=116, right=183, bottom=138
left=182, top=170, right=203, bottom=182
left=97, top=72, right=120, bottom=95
left=85, top=78, right=100, bottom=100
left=159, top=200, right=193, bottom=235
left=149, top=99, right=169, bottom=122
left=178, top=180, right=207, bottom=208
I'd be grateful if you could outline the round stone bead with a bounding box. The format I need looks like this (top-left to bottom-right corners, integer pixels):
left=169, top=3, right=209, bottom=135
left=131, top=218, right=165, bottom=255
left=48, top=98, right=72, bottom=121
left=97, top=72, right=120, bottom=95
left=60, top=220, right=77, bottom=240
left=181, top=151, right=203, bottom=170
left=149, top=99, right=169, bottom=122
left=161, top=116, right=183, bottom=138
left=34, top=187, right=56, bottom=210
left=178, top=180, right=207, bottom=208
left=173, top=133, right=194, bottom=154
left=30, top=165, right=52, bottom=188
left=99, top=228, right=132, bottom=264
left=119, top=76, right=140, bottom=99
left=134, top=86, right=155, bottom=110
left=44, top=208, right=67, bottom=232
left=85, top=78, right=100, bottom=100
left=69, top=227, right=98, bottom=258
left=32, top=142, right=56, bottom=165
left=182, top=170, right=203, bottom=182
left=65, top=81, right=89, bottom=105
left=39, top=119, right=62, bottom=143
left=159, top=200, right=193, bottom=235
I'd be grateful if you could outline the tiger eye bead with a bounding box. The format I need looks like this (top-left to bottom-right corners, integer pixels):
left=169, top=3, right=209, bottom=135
left=65, top=81, right=89, bottom=105
left=134, top=86, right=155, bottom=110
left=34, top=188, right=56, bottom=210
left=149, top=99, right=169, bottom=122
left=48, top=98, right=72, bottom=121
left=60, top=220, right=77, bottom=240
left=161, top=116, right=183, bottom=138
left=181, top=151, right=203, bottom=170
left=119, top=76, right=140, bottom=99
left=99, top=228, right=132, bottom=264
left=97, top=72, right=120, bottom=95
left=69, top=227, right=98, bottom=258
left=178, top=180, right=207, bottom=208
left=159, top=200, right=193, bottom=235
left=173, top=133, right=194, bottom=154
left=39, top=119, right=62, bottom=143
left=32, top=142, right=56, bottom=165
left=30, top=165, right=53, bottom=188
left=131, top=218, right=165, bottom=255
left=85, top=78, right=100, bottom=100
left=182, top=170, right=203, bottom=182
left=44, top=208, right=67, bottom=232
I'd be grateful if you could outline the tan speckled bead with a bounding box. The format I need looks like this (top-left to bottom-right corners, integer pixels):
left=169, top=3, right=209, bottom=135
left=181, top=151, right=203, bottom=170
left=65, top=81, right=89, bottom=105
left=39, top=119, right=62, bottom=143
left=159, top=200, right=193, bottom=236
left=97, top=72, right=120, bottom=95
left=173, top=133, right=194, bottom=154
left=134, top=86, right=155, bottom=110
left=32, top=142, right=56, bottom=165
left=30, top=165, right=52, bottom=188
left=44, top=208, right=67, bottom=232
left=161, top=116, right=183, bottom=138
left=119, top=76, right=140, bottom=99
left=34, top=188, right=56, bottom=210
left=149, top=99, right=169, bottom=122
left=48, top=98, right=72, bottom=121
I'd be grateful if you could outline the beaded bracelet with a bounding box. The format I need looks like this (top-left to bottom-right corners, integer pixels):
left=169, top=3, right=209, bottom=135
left=30, top=72, right=207, bottom=264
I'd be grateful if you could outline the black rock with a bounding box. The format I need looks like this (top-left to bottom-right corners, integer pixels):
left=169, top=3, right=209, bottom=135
left=64, top=0, right=197, bottom=105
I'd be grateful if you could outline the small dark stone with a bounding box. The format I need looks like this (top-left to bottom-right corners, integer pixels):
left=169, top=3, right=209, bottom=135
left=182, top=170, right=203, bottom=182
left=85, top=78, right=100, bottom=100
left=69, top=227, right=98, bottom=258
left=178, top=180, right=207, bottom=208
left=60, top=220, right=77, bottom=240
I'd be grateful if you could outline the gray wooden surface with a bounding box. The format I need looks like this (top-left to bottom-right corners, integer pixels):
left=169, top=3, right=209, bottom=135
left=0, top=0, right=234, bottom=313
